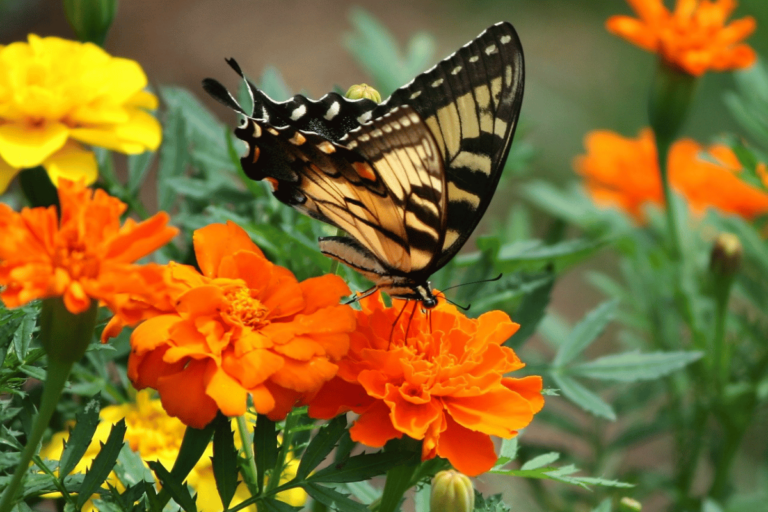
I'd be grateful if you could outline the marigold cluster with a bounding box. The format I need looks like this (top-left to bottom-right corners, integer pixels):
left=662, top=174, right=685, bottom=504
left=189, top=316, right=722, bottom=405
left=0, top=179, right=176, bottom=316
left=607, top=0, right=757, bottom=76
left=308, top=293, right=544, bottom=476
left=125, top=222, right=356, bottom=428
left=40, top=391, right=306, bottom=511
left=575, top=128, right=768, bottom=222
left=0, top=35, right=161, bottom=193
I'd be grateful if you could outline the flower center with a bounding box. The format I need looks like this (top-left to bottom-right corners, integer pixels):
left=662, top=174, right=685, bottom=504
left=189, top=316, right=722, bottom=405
left=226, top=286, right=269, bottom=328
left=53, top=242, right=101, bottom=280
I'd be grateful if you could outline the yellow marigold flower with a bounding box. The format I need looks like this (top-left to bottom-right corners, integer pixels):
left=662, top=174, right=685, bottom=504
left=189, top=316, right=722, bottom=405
left=0, top=35, right=161, bottom=193
left=606, top=0, right=757, bottom=76
left=39, top=390, right=307, bottom=511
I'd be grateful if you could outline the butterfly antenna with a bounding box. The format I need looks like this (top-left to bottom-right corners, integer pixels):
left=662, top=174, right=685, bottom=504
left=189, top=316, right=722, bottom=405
left=433, top=293, right=471, bottom=311
left=441, top=273, right=503, bottom=293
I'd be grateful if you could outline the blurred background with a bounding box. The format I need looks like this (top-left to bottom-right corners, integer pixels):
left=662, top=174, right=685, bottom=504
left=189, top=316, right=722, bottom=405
left=2, top=1, right=767, bottom=509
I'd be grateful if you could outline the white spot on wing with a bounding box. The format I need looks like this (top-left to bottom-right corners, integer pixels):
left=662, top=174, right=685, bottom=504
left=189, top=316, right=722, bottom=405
left=357, top=111, right=373, bottom=123
left=500, top=35, right=512, bottom=44
left=432, top=78, right=444, bottom=88
left=451, top=66, right=462, bottom=75
left=324, top=101, right=340, bottom=120
left=290, top=104, right=306, bottom=121
left=485, top=44, right=497, bottom=55
left=410, top=90, right=422, bottom=100
left=469, top=55, right=479, bottom=63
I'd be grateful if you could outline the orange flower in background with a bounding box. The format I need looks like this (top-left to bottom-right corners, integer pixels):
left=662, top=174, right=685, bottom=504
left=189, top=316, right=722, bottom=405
left=607, top=0, right=756, bottom=76
left=0, top=179, right=176, bottom=315
left=0, top=35, right=162, bottom=193
left=575, top=128, right=768, bottom=222
left=127, top=221, right=356, bottom=428
left=308, top=293, right=544, bottom=476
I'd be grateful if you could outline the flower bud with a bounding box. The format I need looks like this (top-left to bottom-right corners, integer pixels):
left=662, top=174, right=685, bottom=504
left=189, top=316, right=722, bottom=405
left=430, top=470, right=475, bottom=512
left=710, top=232, right=742, bottom=278
left=345, top=83, right=382, bottom=103
left=620, top=497, right=642, bottom=511
left=648, top=59, right=697, bottom=143
left=63, top=0, right=118, bottom=46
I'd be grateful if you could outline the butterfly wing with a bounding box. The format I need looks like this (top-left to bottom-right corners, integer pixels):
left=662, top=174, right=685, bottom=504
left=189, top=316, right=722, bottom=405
left=234, top=105, right=446, bottom=277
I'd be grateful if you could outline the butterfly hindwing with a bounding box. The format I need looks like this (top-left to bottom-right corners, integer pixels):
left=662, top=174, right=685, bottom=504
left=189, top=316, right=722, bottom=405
left=235, top=105, right=446, bottom=276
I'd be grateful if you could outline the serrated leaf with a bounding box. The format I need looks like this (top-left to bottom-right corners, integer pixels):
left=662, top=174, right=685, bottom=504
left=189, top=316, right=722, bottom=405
left=157, top=108, right=188, bottom=211
left=343, top=481, right=380, bottom=505
left=254, top=415, right=278, bottom=494
left=160, top=86, right=223, bottom=144
left=12, top=313, right=36, bottom=360
left=308, top=451, right=408, bottom=483
left=212, top=416, right=238, bottom=509
left=496, top=238, right=607, bottom=274
left=77, top=419, right=127, bottom=509
left=261, top=498, right=303, bottom=512
left=59, top=397, right=101, bottom=478
left=115, top=444, right=154, bottom=487
left=148, top=461, right=197, bottom=512
left=507, top=272, right=554, bottom=347
left=303, top=483, right=369, bottom=512
left=569, top=350, right=703, bottom=382
left=127, top=151, right=155, bottom=196
left=551, top=373, right=616, bottom=421
left=296, top=416, right=347, bottom=480
left=155, top=422, right=215, bottom=510
left=520, top=452, right=560, bottom=471
left=554, top=299, right=618, bottom=367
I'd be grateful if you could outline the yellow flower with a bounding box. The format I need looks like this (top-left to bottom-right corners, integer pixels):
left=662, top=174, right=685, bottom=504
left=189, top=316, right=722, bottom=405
left=40, top=390, right=306, bottom=511
left=0, top=35, right=161, bottom=193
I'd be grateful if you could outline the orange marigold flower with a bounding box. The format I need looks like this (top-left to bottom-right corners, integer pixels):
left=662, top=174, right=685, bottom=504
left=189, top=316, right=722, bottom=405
left=307, top=293, right=544, bottom=477
left=575, top=128, right=768, bottom=222
left=606, top=0, right=757, bottom=76
left=127, top=221, right=356, bottom=429
left=0, top=179, right=176, bottom=315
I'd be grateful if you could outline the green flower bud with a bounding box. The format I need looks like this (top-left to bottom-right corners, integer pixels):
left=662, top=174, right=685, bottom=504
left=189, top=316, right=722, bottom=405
left=710, top=232, right=742, bottom=278
left=430, top=470, right=475, bottom=512
left=620, top=497, right=642, bottom=511
left=648, top=59, right=697, bottom=143
left=345, top=83, right=382, bottom=103
left=39, top=297, right=98, bottom=364
left=63, top=0, right=118, bottom=46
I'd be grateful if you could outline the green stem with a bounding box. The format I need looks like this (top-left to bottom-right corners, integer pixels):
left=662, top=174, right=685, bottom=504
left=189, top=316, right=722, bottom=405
left=377, top=463, right=417, bottom=512
left=0, top=358, right=73, bottom=512
left=265, top=409, right=301, bottom=495
left=710, top=424, right=746, bottom=501
left=237, top=415, right=260, bottom=496
left=711, top=284, right=732, bottom=392
left=655, top=137, right=681, bottom=259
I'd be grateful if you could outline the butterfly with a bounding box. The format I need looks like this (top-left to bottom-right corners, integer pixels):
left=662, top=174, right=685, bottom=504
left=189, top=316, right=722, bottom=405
left=203, top=21, right=524, bottom=308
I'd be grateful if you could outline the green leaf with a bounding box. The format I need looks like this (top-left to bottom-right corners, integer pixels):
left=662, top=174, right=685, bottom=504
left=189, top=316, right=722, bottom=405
left=474, top=493, right=511, bottom=512
left=308, top=452, right=409, bottom=483
left=702, top=499, right=725, bottom=512
left=554, top=299, right=619, bottom=367
left=259, top=66, right=292, bottom=100
left=212, top=415, right=238, bottom=509
left=343, top=481, right=380, bottom=505
left=59, top=397, right=101, bottom=478
left=303, top=483, right=369, bottom=512
left=591, top=498, right=612, bottom=512
left=495, top=438, right=518, bottom=467
left=148, top=460, right=197, bottom=512
left=12, top=313, right=36, bottom=360
left=77, top=419, right=127, bottom=509
left=379, top=463, right=416, bottom=512
left=551, top=373, right=616, bottom=421
left=127, top=151, right=156, bottom=196
left=570, top=350, right=703, bottom=382
left=496, top=239, right=607, bottom=274
left=156, top=422, right=215, bottom=509
left=114, top=443, right=154, bottom=487
left=157, top=107, right=188, bottom=212
left=520, top=452, right=560, bottom=471
left=296, top=416, right=347, bottom=480
left=506, top=272, right=554, bottom=348
left=255, top=415, right=278, bottom=493
left=261, top=498, right=303, bottom=512
left=160, top=86, right=224, bottom=144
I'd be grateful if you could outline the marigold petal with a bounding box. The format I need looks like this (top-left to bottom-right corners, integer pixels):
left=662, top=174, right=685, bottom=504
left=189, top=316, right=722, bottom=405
left=193, top=222, right=265, bottom=278
left=444, top=388, right=534, bottom=437
left=112, top=109, right=162, bottom=152
left=270, top=357, right=338, bottom=393
left=435, top=415, right=497, bottom=477
left=126, top=90, right=159, bottom=110
left=129, top=345, right=185, bottom=390
left=388, top=394, right=443, bottom=439
left=104, top=212, right=177, bottom=264
left=262, top=381, right=304, bottom=421
left=130, top=315, right=181, bottom=354
left=249, top=384, right=277, bottom=415
left=205, top=365, right=248, bottom=417
left=222, top=348, right=284, bottom=388
left=606, top=16, right=659, bottom=51
left=307, top=377, right=375, bottom=418
left=0, top=121, right=69, bottom=168
left=0, top=156, right=20, bottom=194
left=297, top=275, right=351, bottom=314
left=42, top=142, right=98, bottom=188
left=157, top=359, right=219, bottom=428
left=63, top=280, right=92, bottom=314
left=350, top=401, right=403, bottom=447
left=503, top=376, right=545, bottom=414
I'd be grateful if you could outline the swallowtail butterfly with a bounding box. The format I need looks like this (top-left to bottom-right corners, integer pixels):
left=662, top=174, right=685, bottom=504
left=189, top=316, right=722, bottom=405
left=204, top=22, right=524, bottom=308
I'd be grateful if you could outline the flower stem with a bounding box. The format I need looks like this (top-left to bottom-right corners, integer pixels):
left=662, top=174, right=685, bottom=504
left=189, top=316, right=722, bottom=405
left=237, top=415, right=260, bottom=495
left=266, top=409, right=300, bottom=495
left=655, top=137, right=682, bottom=258
left=0, top=358, right=73, bottom=512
